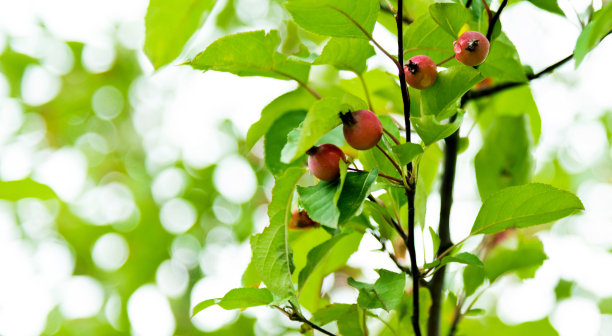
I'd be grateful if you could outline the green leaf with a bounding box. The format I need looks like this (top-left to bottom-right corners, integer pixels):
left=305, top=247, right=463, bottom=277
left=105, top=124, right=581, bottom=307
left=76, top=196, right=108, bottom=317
left=337, top=168, right=378, bottom=224
left=479, top=33, right=527, bottom=83
left=251, top=167, right=306, bottom=300
left=470, top=183, right=584, bottom=235
left=298, top=230, right=351, bottom=289
left=144, top=0, right=216, bottom=69
left=429, top=3, right=477, bottom=38
left=411, top=112, right=463, bottom=146
left=391, top=143, right=424, bottom=166
left=265, top=110, right=308, bottom=176
left=339, top=69, right=404, bottom=115
left=599, top=297, right=612, bottom=315
left=242, top=260, right=261, bottom=288
left=281, top=93, right=367, bottom=163
left=527, top=0, right=565, bottom=17
left=348, top=269, right=406, bottom=311
left=485, top=238, right=547, bottom=282
left=285, top=0, right=380, bottom=39
left=246, top=88, right=316, bottom=151
left=312, top=304, right=364, bottom=336
left=192, top=299, right=219, bottom=317
left=574, top=3, right=612, bottom=66
left=475, top=116, right=532, bottom=200
left=403, top=14, right=456, bottom=64
left=420, top=66, right=483, bottom=119
left=440, top=252, right=484, bottom=267
left=189, top=30, right=310, bottom=83
left=0, top=179, right=57, bottom=200
left=474, top=85, right=541, bottom=143
left=314, top=38, right=375, bottom=73
left=217, top=288, right=274, bottom=310
left=298, top=231, right=362, bottom=311
left=297, top=180, right=341, bottom=229
left=463, top=265, right=485, bottom=296
left=460, top=316, right=558, bottom=336
left=312, top=303, right=354, bottom=325
left=192, top=288, right=274, bottom=316
left=298, top=170, right=378, bottom=228
left=429, top=227, right=441, bottom=254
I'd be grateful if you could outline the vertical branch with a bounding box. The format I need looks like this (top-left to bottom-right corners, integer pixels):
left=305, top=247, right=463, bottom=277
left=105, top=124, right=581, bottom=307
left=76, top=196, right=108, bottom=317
left=396, top=1, right=422, bottom=336
left=486, top=0, right=508, bottom=40
left=426, top=116, right=459, bottom=336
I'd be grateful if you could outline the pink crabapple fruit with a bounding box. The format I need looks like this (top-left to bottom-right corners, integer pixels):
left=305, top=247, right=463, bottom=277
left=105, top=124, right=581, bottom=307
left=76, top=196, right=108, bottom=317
left=306, top=143, right=347, bottom=181
left=454, top=31, right=490, bottom=66
left=340, top=110, right=383, bottom=150
left=404, top=55, right=438, bottom=90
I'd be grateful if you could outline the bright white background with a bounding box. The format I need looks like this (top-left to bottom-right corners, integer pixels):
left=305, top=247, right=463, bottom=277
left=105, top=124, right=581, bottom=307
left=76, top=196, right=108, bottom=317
left=0, top=0, right=612, bottom=335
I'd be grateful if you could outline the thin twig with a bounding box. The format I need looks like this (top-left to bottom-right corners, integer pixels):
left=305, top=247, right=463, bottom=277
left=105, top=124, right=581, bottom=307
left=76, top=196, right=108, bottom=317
left=347, top=167, right=403, bottom=184
left=437, top=54, right=455, bottom=66
left=384, top=129, right=401, bottom=145
left=357, top=73, right=375, bottom=112
left=328, top=5, right=402, bottom=70
left=273, top=305, right=337, bottom=336
left=375, top=144, right=405, bottom=180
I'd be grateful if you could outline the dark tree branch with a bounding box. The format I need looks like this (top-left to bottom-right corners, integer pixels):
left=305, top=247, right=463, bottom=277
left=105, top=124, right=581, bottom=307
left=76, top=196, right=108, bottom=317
left=486, top=0, right=508, bottom=41
left=273, top=305, right=337, bottom=336
left=380, top=2, right=413, bottom=24
left=463, top=53, right=573, bottom=103
left=426, top=117, right=459, bottom=336
left=396, top=0, right=421, bottom=335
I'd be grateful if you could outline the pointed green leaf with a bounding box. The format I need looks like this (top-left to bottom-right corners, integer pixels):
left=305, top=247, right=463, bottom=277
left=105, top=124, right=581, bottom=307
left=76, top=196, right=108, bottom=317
left=217, top=288, right=274, bottom=310
left=574, top=3, right=612, bottom=66
left=337, top=168, right=378, bottom=224
left=252, top=167, right=306, bottom=300
left=265, top=110, right=308, bottom=176
left=191, top=288, right=274, bottom=317
left=479, top=33, right=527, bottom=83
left=527, top=0, right=565, bottom=16
left=441, top=252, right=484, bottom=267
left=403, top=14, right=456, bottom=64
left=463, top=265, right=485, bottom=296
left=189, top=30, right=310, bottom=83
left=298, top=231, right=362, bottom=311
left=281, top=93, right=367, bottom=163
left=475, top=85, right=541, bottom=143
left=470, top=183, right=584, bottom=235
left=475, top=116, right=532, bottom=200
left=192, top=299, right=219, bottom=317
left=391, top=143, right=424, bottom=166
left=297, top=180, right=341, bottom=228
left=0, top=179, right=57, bottom=200
left=429, top=3, right=477, bottom=38
left=485, top=238, right=547, bottom=282
left=348, top=269, right=405, bottom=311
left=246, top=88, right=317, bottom=150
left=314, top=38, right=375, bottom=73
left=429, top=227, right=441, bottom=254
left=411, top=112, right=463, bottom=145
left=285, top=0, right=380, bottom=39
left=144, top=0, right=215, bottom=69
left=420, top=66, right=483, bottom=119
left=298, top=230, right=351, bottom=289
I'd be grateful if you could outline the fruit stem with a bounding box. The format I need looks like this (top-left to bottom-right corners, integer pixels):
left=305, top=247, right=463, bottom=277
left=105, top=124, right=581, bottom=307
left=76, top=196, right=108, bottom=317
left=305, top=146, right=318, bottom=156
left=338, top=111, right=356, bottom=127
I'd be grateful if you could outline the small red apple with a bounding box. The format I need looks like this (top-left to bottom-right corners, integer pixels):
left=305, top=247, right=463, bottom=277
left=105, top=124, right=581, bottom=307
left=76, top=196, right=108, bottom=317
left=404, top=55, right=438, bottom=90
left=454, top=31, right=490, bottom=66
left=340, top=110, right=383, bottom=150
left=306, top=144, right=346, bottom=181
